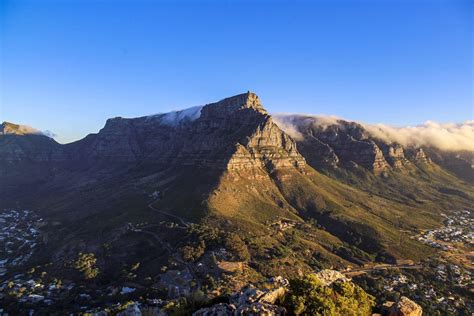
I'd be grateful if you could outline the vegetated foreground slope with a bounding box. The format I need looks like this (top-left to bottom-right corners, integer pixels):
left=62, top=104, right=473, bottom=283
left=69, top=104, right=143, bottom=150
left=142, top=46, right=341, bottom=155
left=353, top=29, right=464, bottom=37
left=0, top=93, right=472, bottom=286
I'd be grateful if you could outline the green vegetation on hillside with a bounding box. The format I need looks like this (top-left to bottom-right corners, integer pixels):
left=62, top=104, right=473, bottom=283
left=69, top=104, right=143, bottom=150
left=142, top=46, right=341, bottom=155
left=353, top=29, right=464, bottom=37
left=284, top=274, right=375, bottom=315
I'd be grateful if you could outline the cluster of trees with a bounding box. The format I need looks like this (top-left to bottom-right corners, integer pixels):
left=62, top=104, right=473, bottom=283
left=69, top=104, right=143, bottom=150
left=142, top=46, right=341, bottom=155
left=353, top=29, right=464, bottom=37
left=181, top=240, right=206, bottom=262
left=284, top=274, right=375, bottom=315
left=224, top=233, right=250, bottom=261
left=180, top=224, right=250, bottom=262
left=74, top=252, right=99, bottom=280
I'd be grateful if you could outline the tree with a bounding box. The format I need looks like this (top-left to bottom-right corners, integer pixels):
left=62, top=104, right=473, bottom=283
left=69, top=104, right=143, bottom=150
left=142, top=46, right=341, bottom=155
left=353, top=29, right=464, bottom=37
left=224, top=233, right=250, bottom=261
left=74, top=252, right=99, bottom=280
left=181, top=240, right=206, bottom=262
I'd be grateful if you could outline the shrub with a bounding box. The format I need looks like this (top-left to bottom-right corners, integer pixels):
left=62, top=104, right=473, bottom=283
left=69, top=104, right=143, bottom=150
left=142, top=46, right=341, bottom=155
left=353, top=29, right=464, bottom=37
left=224, top=233, right=250, bottom=261
left=284, top=274, right=375, bottom=315
left=181, top=240, right=206, bottom=262
left=74, top=252, right=99, bottom=280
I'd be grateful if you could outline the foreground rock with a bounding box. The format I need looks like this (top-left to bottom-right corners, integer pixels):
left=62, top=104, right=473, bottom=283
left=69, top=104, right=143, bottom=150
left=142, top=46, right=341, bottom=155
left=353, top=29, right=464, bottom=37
left=313, top=269, right=350, bottom=286
left=193, top=276, right=288, bottom=316
left=389, top=296, right=423, bottom=316
left=193, top=303, right=236, bottom=316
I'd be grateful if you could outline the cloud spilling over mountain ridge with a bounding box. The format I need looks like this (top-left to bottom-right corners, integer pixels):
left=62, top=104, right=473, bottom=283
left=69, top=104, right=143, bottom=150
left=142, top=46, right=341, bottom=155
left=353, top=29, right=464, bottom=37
left=273, top=115, right=474, bottom=152
left=1, top=121, right=58, bottom=139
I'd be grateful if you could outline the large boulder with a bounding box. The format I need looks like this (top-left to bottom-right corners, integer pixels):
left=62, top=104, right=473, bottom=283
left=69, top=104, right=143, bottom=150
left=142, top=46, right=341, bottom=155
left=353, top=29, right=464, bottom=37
left=193, top=303, right=236, bottom=316
left=235, top=302, right=286, bottom=315
left=313, top=269, right=350, bottom=286
left=230, top=277, right=288, bottom=306
left=389, top=296, right=422, bottom=316
left=194, top=276, right=289, bottom=316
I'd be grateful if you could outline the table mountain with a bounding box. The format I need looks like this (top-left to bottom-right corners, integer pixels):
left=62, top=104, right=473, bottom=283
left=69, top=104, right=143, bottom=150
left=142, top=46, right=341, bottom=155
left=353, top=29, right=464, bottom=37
left=0, top=92, right=472, bottom=294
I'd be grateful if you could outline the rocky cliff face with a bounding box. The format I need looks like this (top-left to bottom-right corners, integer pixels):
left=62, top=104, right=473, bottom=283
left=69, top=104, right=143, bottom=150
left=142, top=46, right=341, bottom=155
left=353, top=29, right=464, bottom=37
left=0, top=122, right=63, bottom=163
left=388, top=296, right=423, bottom=316
left=405, top=147, right=430, bottom=164
left=423, top=149, right=473, bottom=183
left=1, top=93, right=305, bottom=172
left=273, top=115, right=432, bottom=174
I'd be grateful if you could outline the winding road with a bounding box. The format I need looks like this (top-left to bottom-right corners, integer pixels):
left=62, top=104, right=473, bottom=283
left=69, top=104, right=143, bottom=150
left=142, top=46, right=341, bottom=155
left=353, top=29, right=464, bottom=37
left=342, top=263, right=423, bottom=277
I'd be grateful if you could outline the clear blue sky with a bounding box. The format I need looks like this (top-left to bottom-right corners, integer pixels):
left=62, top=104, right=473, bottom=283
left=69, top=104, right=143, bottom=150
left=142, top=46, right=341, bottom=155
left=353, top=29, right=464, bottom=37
left=1, top=0, right=472, bottom=143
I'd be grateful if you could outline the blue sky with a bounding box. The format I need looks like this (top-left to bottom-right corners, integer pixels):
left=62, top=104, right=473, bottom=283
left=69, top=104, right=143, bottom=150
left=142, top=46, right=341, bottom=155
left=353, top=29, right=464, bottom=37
left=0, top=0, right=472, bottom=143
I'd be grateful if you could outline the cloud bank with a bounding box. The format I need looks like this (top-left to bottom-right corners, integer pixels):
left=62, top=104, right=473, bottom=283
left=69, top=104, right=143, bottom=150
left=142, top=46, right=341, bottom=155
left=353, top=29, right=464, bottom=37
left=363, top=120, right=474, bottom=152
left=273, top=114, right=474, bottom=152
left=273, top=114, right=343, bottom=141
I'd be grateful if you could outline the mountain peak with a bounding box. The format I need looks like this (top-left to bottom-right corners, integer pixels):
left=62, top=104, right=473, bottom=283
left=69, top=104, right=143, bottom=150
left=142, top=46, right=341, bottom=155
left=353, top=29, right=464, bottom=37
left=199, top=92, right=267, bottom=121
left=1, top=121, right=44, bottom=136
left=218, top=91, right=264, bottom=111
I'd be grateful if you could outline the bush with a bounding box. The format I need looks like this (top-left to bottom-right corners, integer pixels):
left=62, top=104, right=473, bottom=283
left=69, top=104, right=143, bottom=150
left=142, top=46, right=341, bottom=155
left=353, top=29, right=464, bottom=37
left=284, top=274, right=375, bottom=315
left=74, top=252, right=99, bottom=280
left=181, top=240, right=206, bottom=262
left=224, top=233, right=250, bottom=261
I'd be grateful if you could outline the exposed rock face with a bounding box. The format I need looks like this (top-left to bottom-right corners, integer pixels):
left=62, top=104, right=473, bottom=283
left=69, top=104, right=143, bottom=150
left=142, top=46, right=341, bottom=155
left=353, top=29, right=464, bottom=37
left=273, top=115, right=433, bottom=174
left=193, top=302, right=286, bottom=316
left=297, top=134, right=339, bottom=168
left=193, top=277, right=288, bottom=316
left=283, top=117, right=390, bottom=172
left=425, top=149, right=474, bottom=183
left=230, top=284, right=286, bottom=306
left=235, top=302, right=286, bottom=315
left=193, top=303, right=236, bottom=316
left=405, top=148, right=431, bottom=164
left=313, top=269, right=350, bottom=286
left=1, top=93, right=305, bottom=173
left=380, top=144, right=409, bottom=169
left=388, top=296, right=423, bottom=316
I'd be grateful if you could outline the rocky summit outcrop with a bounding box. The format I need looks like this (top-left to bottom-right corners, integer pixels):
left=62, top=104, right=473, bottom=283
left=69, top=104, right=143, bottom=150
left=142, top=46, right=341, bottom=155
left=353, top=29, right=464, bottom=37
left=405, top=148, right=430, bottom=164
left=273, top=115, right=432, bottom=173
left=378, top=144, right=409, bottom=169
left=193, top=276, right=288, bottom=316
left=388, top=296, right=423, bottom=316
left=313, top=269, right=350, bottom=286
left=193, top=302, right=286, bottom=316
left=193, top=303, right=236, bottom=316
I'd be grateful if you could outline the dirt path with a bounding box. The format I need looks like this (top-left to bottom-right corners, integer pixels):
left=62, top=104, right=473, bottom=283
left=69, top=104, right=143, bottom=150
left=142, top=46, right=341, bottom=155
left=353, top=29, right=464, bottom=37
left=127, top=201, right=201, bottom=288
left=147, top=202, right=191, bottom=228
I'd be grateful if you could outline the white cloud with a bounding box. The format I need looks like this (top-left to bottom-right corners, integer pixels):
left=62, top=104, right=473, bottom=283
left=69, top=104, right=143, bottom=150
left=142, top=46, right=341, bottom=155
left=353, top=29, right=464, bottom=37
left=148, top=105, right=203, bottom=126
left=362, top=120, right=474, bottom=151
left=273, top=114, right=342, bottom=140
left=273, top=114, right=474, bottom=152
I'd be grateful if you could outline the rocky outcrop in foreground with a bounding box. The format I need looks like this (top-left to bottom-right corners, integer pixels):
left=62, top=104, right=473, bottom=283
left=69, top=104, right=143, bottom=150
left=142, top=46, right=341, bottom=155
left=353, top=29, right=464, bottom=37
left=193, top=276, right=288, bottom=316
left=313, top=269, right=350, bottom=286
left=388, top=296, right=423, bottom=316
